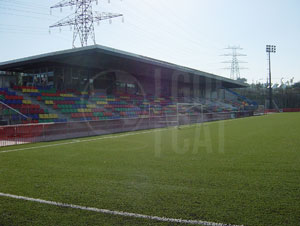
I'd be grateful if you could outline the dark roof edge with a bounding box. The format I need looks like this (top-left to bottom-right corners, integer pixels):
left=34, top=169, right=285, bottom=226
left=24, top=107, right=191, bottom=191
left=0, top=44, right=248, bottom=88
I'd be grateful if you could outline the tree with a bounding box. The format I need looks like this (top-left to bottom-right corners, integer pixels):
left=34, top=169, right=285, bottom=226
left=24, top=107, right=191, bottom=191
left=292, top=82, right=300, bottom=89
left=233, top=80, right=300, bottom=108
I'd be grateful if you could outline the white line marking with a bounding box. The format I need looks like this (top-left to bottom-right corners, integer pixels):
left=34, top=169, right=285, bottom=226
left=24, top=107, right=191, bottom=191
left=0, top=128, right=167, bottom=154
left=0, top=192, right=243, bottom=226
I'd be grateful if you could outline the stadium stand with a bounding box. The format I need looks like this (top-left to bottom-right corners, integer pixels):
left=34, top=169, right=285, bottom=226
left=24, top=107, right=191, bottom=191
left=2, top=85, right=249, bottom=124
left=0, top=87, right=65, bottom=124
left=0, top=45, right=255, bottom=146
left=1, top=86, right=254, bottom=146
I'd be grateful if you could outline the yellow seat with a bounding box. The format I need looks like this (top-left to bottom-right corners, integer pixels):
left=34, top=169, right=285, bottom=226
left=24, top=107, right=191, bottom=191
left=52, top=114, right=57, bottom=118
left=23, top=100, right=31, bottom=104
left=50, top=114, right=58, bottom=119
left=87, top=104, right=96, bottom=108
left=98, top=101, right=107, bottom=105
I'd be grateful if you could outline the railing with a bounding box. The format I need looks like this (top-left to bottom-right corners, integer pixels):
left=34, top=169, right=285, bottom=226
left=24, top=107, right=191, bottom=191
left=0, top=111, right=253, bottom=147
left=264, top=109, right=279, bottom=113
left=0, top=101, right=30, bottom=126
left=282, top=108, right=300, bottom=112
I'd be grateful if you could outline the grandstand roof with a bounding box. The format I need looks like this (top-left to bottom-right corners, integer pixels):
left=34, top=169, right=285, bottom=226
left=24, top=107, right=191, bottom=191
left=0, top=45, right=247, bottom=88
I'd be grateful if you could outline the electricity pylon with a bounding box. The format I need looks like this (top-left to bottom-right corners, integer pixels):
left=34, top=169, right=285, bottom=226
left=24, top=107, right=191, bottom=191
left=50, top=0, right=123, bottom=48
left=222, top=46, right=247, bottom=80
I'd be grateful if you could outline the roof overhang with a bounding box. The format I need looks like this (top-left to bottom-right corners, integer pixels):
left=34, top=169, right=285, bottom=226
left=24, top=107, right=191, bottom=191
left=0, top=45, right=248, bottom=88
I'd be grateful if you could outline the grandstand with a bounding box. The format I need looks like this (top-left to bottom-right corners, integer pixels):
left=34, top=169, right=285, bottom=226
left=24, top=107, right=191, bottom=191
left=0, top=45, right=254, bottom=146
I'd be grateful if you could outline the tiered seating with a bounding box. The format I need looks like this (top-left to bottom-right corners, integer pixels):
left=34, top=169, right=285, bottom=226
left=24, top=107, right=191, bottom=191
left=223, top=99, right=248, bottom=111
left=15, top=88, right=147, bottom=121
left=0, top=87, right=58, bottom=124
left=69, top=94, right=150, bottom=121
left=205, top=99, right=238, bottom=112
left=147, top=96, right=177, bottom=116
left=9, top=85, right=246, bottom=124
left=33, top=88, right=241, bottom=121
left=13, top=86, right=70, bottom=123
left=4, top=86, right=67, bottom=124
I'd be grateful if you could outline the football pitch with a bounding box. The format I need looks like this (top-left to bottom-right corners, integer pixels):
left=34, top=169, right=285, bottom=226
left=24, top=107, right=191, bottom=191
left=0, top=113, right=299, bottom=226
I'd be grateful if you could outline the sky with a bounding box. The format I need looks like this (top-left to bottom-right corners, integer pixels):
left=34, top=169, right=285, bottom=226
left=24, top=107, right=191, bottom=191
left=0, top=0, right=300, bottom=85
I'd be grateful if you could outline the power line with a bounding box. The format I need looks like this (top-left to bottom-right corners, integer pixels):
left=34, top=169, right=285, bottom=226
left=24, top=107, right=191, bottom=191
left=112, top=0, right=224, bottom=68
left=0, top=11, right=57, bottom=21
left=0, top=23, right=45, bottom=29
left=0, top=6, right=55, bottom=16
left=105, top=2, right=213, bottom=58
left=0, top=0, right=49, bottom=9
left=145, top=0, right=224, bottom=49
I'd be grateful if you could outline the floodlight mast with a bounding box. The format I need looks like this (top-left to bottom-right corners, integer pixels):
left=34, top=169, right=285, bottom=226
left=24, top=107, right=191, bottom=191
left=50, top=0, right=123, bottom=48
left=266, top=45, right=276, bottom=109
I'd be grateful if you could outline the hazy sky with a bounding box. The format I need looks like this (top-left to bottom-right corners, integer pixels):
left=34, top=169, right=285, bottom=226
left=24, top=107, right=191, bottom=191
left=0, top=0, right=299, bottom=84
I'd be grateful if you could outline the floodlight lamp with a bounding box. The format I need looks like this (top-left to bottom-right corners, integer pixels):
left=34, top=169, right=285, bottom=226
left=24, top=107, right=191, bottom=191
left=266, top=45, right=276, bottom=53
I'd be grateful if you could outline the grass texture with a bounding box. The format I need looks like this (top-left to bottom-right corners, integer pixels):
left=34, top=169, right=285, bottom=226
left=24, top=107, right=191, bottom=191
left=0, top=113, right=299, bottom=226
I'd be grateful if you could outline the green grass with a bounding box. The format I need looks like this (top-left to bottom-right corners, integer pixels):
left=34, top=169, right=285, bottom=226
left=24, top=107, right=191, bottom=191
left=0, top=113, right=300, bottom=226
